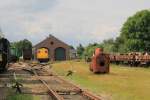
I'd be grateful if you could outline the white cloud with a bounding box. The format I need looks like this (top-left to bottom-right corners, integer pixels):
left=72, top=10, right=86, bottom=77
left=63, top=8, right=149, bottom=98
left=0, top=0, right=149, bottom=46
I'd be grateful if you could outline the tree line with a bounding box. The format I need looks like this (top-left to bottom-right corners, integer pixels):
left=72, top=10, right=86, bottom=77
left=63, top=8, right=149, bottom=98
left=77, top=9, right=150, bottom=58
left=11, top=39, right=32, bottom=57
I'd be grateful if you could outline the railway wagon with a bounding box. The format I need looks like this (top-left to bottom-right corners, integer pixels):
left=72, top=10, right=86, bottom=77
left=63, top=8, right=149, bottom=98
left=10, top=47, right=19, bottom=62
left=0, top=38, right=10, bottom=71
left=110, top=54, right=134, bottom=64
left=109, top=53, right=150, bottom=66
left=36, top=47, right=49, bottom=62
left=90, top=48, right=110, bottom=73
left=134, top=54, right=150, bottom=66
left=23, top=48, right=32, bottom=60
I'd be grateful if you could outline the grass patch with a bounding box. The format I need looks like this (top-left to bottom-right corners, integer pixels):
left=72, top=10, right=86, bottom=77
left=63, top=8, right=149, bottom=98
left=52, top=60, right=150, bottom=100
left=6, top=78, right=41, bottom=100
left=6, top=94, right=40, bottom=100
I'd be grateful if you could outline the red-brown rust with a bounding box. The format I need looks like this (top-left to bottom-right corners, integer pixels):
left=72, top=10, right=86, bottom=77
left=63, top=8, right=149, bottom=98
left=109, top=53, right=150, bottom=66
left=90, top=48, right=110, bottom=73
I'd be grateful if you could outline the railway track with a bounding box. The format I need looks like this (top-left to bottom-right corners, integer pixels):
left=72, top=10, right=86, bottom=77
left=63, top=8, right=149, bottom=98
left=30, top=66, right=64, bottom=100
left=0, top=62, right=101, bottom=100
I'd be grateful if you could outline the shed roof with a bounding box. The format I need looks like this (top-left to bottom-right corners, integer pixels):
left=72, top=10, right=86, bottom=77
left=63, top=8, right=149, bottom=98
left=34, top=34, right=70, bottom=49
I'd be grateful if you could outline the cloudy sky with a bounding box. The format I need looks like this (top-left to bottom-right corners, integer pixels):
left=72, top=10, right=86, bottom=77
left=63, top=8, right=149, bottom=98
left=0, top=0, right=150, bottom=46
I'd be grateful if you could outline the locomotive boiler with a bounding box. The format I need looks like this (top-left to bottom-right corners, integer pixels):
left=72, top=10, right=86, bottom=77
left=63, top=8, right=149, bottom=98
left=0, top=38, right=10, bottom=71
left=90, top=48, right=110, bottom=73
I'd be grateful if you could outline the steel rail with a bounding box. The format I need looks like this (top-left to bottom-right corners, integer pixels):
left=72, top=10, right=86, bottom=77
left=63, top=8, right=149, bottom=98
left=25, top=62, right=102, bottom=100
left=31, top=68, right=64, bottom=100
left=55, top=75, right=101, bottom=100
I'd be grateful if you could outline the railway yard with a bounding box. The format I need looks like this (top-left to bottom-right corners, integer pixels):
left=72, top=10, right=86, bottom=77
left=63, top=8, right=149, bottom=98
left=0, top=61, right=101, bottom=100
left=0, top=2, right=150, bottom=100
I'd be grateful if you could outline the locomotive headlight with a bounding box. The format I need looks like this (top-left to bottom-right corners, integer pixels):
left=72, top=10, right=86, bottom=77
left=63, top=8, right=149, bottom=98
left=0, top=54, right=2, bottom=61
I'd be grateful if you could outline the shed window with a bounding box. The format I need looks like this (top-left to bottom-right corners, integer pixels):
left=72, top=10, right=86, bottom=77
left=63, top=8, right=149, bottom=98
left=50, top=41, right=54, bottom=45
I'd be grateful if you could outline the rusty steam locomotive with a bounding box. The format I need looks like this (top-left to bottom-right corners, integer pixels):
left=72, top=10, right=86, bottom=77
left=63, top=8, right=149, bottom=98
left=90, top=48, right=110, bottom=73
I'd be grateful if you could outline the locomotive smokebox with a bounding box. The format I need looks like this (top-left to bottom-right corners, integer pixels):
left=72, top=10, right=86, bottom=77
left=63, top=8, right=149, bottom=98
left=90, top=48, right=110, bottom=74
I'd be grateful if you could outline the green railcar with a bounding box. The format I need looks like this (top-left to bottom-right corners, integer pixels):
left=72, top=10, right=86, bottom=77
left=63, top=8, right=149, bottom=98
left=10, top=47, right=20, bottom=62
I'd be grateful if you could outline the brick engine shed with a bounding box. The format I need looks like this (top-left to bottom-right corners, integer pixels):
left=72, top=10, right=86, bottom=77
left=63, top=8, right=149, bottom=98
left=34, top=35, right=70, bottom=61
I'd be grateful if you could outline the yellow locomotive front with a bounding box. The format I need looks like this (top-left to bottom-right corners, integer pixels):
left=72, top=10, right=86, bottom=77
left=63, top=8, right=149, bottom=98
left=36, top=48, right=49, bottom=62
